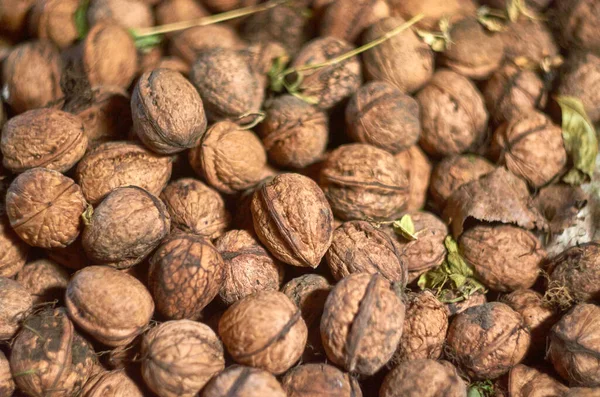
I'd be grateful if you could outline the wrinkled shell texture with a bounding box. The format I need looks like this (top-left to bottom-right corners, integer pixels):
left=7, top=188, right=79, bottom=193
left=291, top=36, right=362, bottom=110
left=0, top=216, right=28, bottom=277
left=156, top=0, right=208, bottom=26
left=380, top=359, right=467, bottom=397
left=394, top=145, right=431, bottom=211
left=169, top=25, right=243, bottom=65
left=132, top=68, right=207, bottom=154
left=219, top=291, right=308, bottom=374
left=30, top=0, right=79, bottom=48
left=388, top=0, right=477, bottom=29
left=282, top=363, right=362, bottom=397
left=0, top=277, right=32, bottom=340
left=202, top=365, right=286, bottom=397
left=362, top=17, right=433, bottom=93
left=83, top=186, right=170, bottom=268
left=346, top=81, right=420, bottom=153
left=0, top=350, right=14, bottom=397
left=446, top=291, right=487, bottom=317
left=161, top=178, right=230, bottom=239
left=149, top=233, right=224, bottom=320
left=48, top=237, right=90, bottom=270
left=16, top=258, right=69, bottom=303
left=556, top=0, right=600, bottom=54
left=509, top=364, right=569, bottom=397
left=558, top=52, right=600, bottom=123
left=251, top=173, right=334, bottom=268
left=417, top=69, right=488, bottom=157
left=87, top=0, right=154, bottom=29
left=547, top=242, right=600, bottom=303
left=326, top=220, right=407, bottom=284
left=80, top=370, right=144, bottom=397
left=321, top=273, right=405, bottom=375
left=447, top=302, right=531, bottom=379
left=189, top=121, right=267, bottom=194
left=76, top=141, right=172, bottom=205
left=503, top=289, right=557, bottom=349
left=320, top=143, right=409, bottom=221
left=259, top=95, right=328, bottom=168
left=500, top=18, right=559, bottom=64
left=282, top=274, right=331, bottom=328
left=320, top=0, right=387, bottom=42
left=1, top=108, right=87, bottom=173
left=66, top=265, right=155, bottom=347
left=492, top=111, right=567, bottom=188
left=142, top=320, right=225, bottom=397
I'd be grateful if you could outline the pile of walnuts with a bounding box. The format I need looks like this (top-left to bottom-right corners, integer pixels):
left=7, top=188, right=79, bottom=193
left=1, top=0, right=600, bottom=396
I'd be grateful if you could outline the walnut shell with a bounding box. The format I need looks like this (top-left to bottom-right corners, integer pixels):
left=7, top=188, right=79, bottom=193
left=282, top=363, right=362, bottom=397
left=446, top=302, right=531, bottom=379
left=394, top=145, right=432, bottom=211
left=87, top=0, right=154, bottom=29
left=80, top=370, right=144, bottom=397
left=291, top=36, right=362, bottom=110
left=169, top=25, right=243, bottom=65
left=1, top=40, right=63, bottom=114
left=387, top=0, right=477, bottom=30
left=417, top=69, right=488, bottom=157
left=251, top=173, right=334, bottom=268
left=320, top=143, right=409, bottom=221
left=10, top=308, right=97, bottom=397
left=6, top=168, right=87, bottom=248
left=326, top=220, right=408, bottom=284
left=555, top=0, right=600, bottom=55
left=66, top=265, right=155, bottom=347
left=82, top=186, right=170, bottom=268
left=547, top=242, right=600, bottom=303
left=219, top=291, right=307, bottom=374
left=47, top=236, right=90, bottom=270
left=558, top=52, right=600, bottom=123
left=203, top=0, right=258, bottom=12
left=189, top=121, right=267, bottom=194
left=149, top=232, right=224, bottom=320
left=0, top=0, right=35, bottom=35
left=132, top=68, right=207, bottom=154
left=380, top=359, right=467, bottom=397
left=76, top=141, right=172, bottom=205
left=0, top=216, right=28, bottom=278
left=153, top=56, right=191, bottom=76
left=0, top=277, right=33, bottom=340
left=16, top=258, right=69, bottom=304
left=445, top=290, right=487, bottom=317
left=0, top=350, right=14, bottom=397
left=202, top=365, right=286, bottom=397
left=509, top=364, right=569, bottom=397
left=320, top=0, right=388, bottom=42
left=156, top=0, right=208, bottom=28
left=142, top=320, right=225, bottom=397
left=259, top=95, right=328, bottom=168
left=29, top=0, right=79, bottom=48
left=568, top=388, right=600, bottom=396
left=500, top=18, right=559, bottom=65
left=362, top=16, right=434, bottom=93
left=321, top=273, right=405, bottom=375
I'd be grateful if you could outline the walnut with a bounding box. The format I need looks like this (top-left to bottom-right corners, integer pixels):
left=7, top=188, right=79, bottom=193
left=141, top=320, right=225, bottom=396
left=394, top=145, right=432, bottom=211
left=555, top=0, right=600, bottom=55
left=87, top=0, right=154, bottom=29
left=132, top=68, right=207, bottom=154
left=0, top=277, right=32, bottom=340
left=29, top=0, right=79, bottom=48
left=169, top=25, right=243, bottom=65
left=202, top=365, right=286, bottom=397
left=282, top=363, right=362, bottom=397
left=148, top=232, right=224, bottom=320
left=320, top=0, right=388, bottom=42
left=76, top=141, right=172, bottom=205
left=16, top=258, right=69, bottom=304
left=558, top=52, right=600, bottom=123
left=66, top=265, right=155, bottom=347
left=80, top=370, right=144, bottom=397
left=156, top=0, right=208, bottom=27
left=82, top=186, right=171, bottom=268
left=534, top=184, right=588, bottom=234
left=417, top=69, right=488, bottom=157
left=10, top=308, right=97, bottom=396
left=445, top=290, right=487, bottom=317
left=189, top=121, right=267, bottom=194
left=153, top=56, right=190, bottom=76
left=259, top=95, right=328, bottom=168
left=380, top=359, right=467, bottom=397
left=1, top=41, right=63, bottom=114
left=446, top=302, right=531, bottom=379
left=251, top=173, right=334, bottom=268
left=0, top=350, right=14, bottom=397
left=203, top=0, right=258, bottom=13
left=320, top=143, right=409, bottom=221
left=0, top=216, right=28, bottom=278
left=219, top=291, right=307, bottom=374
left=0, top=0, right=35, bottom=35
left=509, top=364, right=569, bottom=397
left=362, top=17, right=434, bottom=93
left=500, top=18, right=559, bottom=65
left=47, top=237, right=90, bottom=270
left=568, top=388, right=600, bottom=397
left=387, top=0, right=477, bottom=30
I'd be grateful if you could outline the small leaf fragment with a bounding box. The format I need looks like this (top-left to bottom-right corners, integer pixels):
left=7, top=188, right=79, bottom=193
left=506, top=0, right=520, bottom=21
left=74, top=0, right=90, bottom=39
left=477, top=6, right=507, bottom=32
left=129, top=31, right=163, bottom=53
left=415, top=17, right=452, bottom=52
left=393, top=214, right=417, bottom=240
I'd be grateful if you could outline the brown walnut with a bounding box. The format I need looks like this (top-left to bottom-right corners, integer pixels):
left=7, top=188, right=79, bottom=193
left=555, top=0, right=600, bottom=55
left=0, top=0, right=35, bottom=35
left=0, top=277, right=33, bottom=340
left=394, top=145, right=432, bottom=211
left=500, top=18, right=559, bottom=66
left=80, top=370, right=144, bottom=397
left=546, top=242, right=600, bottom=303
left=47, top=237, right=90, bottom=270
left=320, top=0, right=388, bottom=43
left=387, top=0, right=477, bottom=30
left=29, top=0, right=79, bottom=48
left=202, top=365, right=286, bottom=397
left=156, top=0, right=208, bottom=28
left=380, top=359, right=467, bottom=397
left=169, top=25, right=243, bottom=65
left=509, top=364, right=569, bottom=397
left=558, top=52, right=600, bottom=123
left=0, top=351, right=14, bottom=397
left=87, top=0, right=154, bottom=29
left=282, top=363, right=362, bottom=397
left=16, top=258, right=69, bottom=304
left=445, top=290, right=487, bottom=317
left=0, top=216, right=28, bottom=277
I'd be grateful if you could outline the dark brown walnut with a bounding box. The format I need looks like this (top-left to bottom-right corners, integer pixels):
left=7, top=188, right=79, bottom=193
left=215, top=230, right=283, bottom=306
left=259, top=95, right=328, bottom=168
left=500, top=18, right=559, bottom=65
left=380, top=359, right=466, bottom=397
left=87, top=0, right=154, bottom=29
left=282, top=363, right=362, bottom=397
left=555, top=0, right=600, bottom=55
left=142, top=320, right=225, bottom=397
left=16, top=258, right=69, bottom=303
left=169, top=25, right=244, bottom=65
left=547, top=242, right=600, bottom=303
left=6, top=168, right=87, bottom=248
left=202, top=365, right=286, bottom=397
left=394, top=145, right=431, bottom=211
left=80, top=370, right=144, bottom=397
left=0, top=277, right=32, bottom=340
left=459, top=224, right=546, bottom=292
left=1, top=41, right=63, bottom=114
left=509, top=364, right=569, bottom=397
left=429, top=154, right=495, bottom=209
left=0, top=0, right=35, bottom=35
left=320, top=0, right=388, bottom=42
left=549, top=303, right=600, bottom=387
left=155, top=0, right=208, bottom=27
left=189, top=121, right=267, bottom=194
left=0, top=216, right=28, bottom=277
left=362, top=17, right=434, bottom=93
left=82, top=186, right=170, bottom=268
left=251, top=173, right=333, bottom=268
left=219, top=291, right=307, bottom=374
left=484, top=63, right=547, bottom=123
left=491, top=110, right=567, bottom=188
left=387, top=0, right=477, bottom=29
left=326, top=220, right=408, bottom=284
left=0, top=350, right=14, bottom=397
left=66, top=265, right=155, bottom=347
left=10, top=308, right=97, bottom=397
left=320, top=143, right=409, bottom=221
left=47, top=237, right=90, bottom=270
left=321, top=273, right=405, bottom=375
left=291, top=36, right=362, bottom=110
left=445, top=290, right=487, bottom=316
left=395, top=291, right=448, bottom=362
left=190, top=48, right=263, bottom=121
left=1, top=108, right=87, bottom=173
left=148, top=232, right=224, bottom=320
left=29, top=0, right=79, bottom=48
left=346, top=81, right=420, bottom=153
left=76, top=141, right=172, bottom=205
left=558, top=52, right=600, bottom=123
left=417, top=69, right=488, bottom=157
left=241, top=41, right=288, bottom=81
left=446, top=302, right=531, bottom=379
left=160, top=178, right=230, bottom=239
left=534, top=184, right=588, bottom=234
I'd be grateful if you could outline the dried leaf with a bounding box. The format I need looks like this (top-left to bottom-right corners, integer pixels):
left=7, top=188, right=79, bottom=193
left=477, top=6, right=507, bottom=32
left=416, top=30, right=448, bottom=52
left=74, top=0, right=90, bottom=39
left=534, top=184, right=588, bottom=234
left=393, top=214, right=417, bottom=240
left=506, top=0, right=520, bottom=22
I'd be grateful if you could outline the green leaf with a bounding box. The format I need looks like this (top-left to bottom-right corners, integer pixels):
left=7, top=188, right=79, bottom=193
left=393, top=214, right=417, bottom=240
left=444, top=235, right=459, bottom=253
left=448, top=273, right=467, bottom=288
left=556, top=96, right=599, bottom=185
left=74, top=0, right=90, bottom=39
left=417, top=267, right=447, bottom=291
left=467, top=388, right=483, bottom=397
left=129, top=31, right=163, bottom=53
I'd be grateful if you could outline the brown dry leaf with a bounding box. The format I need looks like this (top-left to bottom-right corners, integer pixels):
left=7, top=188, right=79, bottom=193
left=534, top=184, right=588, bottom=234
